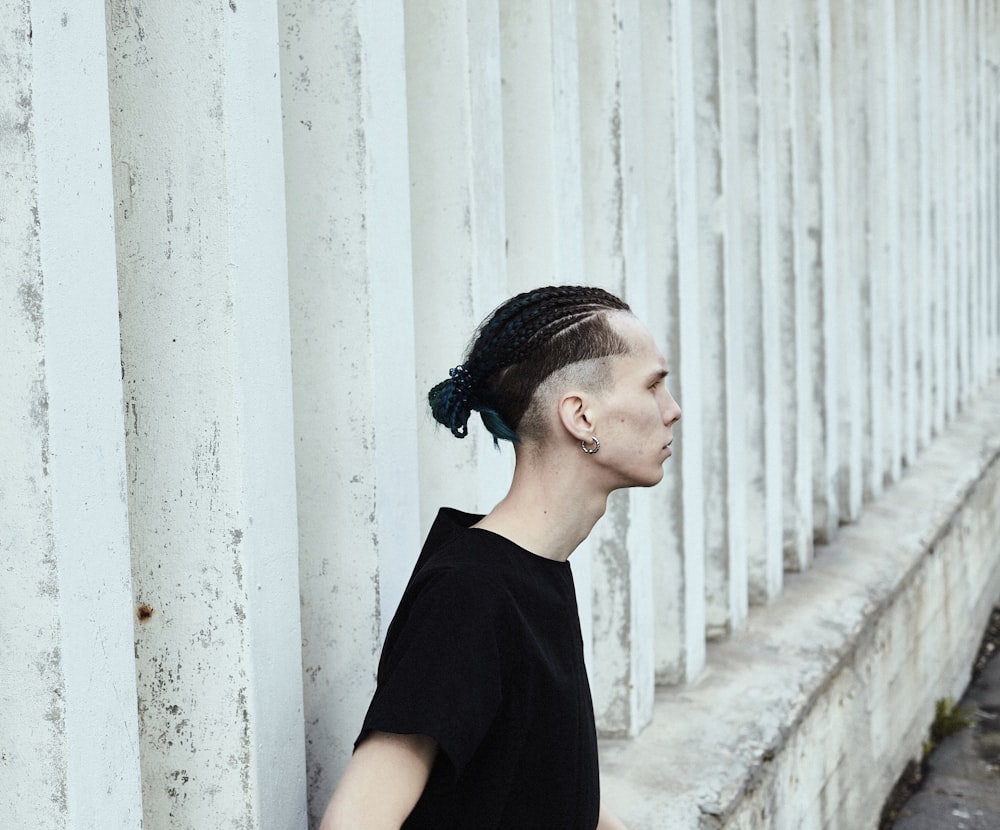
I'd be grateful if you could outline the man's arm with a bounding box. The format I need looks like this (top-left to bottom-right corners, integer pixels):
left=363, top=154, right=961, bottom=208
left=597, top=800, right=629, bottom=830
left=319, top=731, right=437, bottom=830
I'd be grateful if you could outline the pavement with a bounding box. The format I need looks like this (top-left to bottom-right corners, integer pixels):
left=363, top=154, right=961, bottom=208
left=889, top=625, right=1000, bottom=830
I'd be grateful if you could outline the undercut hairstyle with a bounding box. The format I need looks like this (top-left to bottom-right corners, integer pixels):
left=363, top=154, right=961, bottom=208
left=427, top=285, right=633, bottom=444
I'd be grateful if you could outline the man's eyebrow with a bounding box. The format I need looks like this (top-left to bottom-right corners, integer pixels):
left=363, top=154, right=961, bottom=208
left=650, top=368, right=669, bottom=381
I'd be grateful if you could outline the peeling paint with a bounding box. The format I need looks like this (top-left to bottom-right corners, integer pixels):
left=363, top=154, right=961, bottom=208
left=18, top=279, right=44, bottom=342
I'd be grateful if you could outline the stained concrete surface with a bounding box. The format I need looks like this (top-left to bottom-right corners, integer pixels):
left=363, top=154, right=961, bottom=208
left=890, top=632, right=1000, bottom=830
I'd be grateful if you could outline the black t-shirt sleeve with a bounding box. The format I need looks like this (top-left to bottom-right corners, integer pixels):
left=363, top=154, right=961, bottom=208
left=357, top=567, right=506, bottom=782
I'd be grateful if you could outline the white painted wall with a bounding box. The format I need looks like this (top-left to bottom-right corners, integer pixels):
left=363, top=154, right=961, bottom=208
left=278, top=1, right=420, bottom=825
left=1, top=3, right=142, bottom=828
left=106, top=2, right=306, bottom=827
left=2, top=0, right=999, bottom=826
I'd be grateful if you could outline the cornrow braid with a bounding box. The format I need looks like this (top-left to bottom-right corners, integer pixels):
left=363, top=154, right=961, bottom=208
left=427, top=285, right=632, bottom=444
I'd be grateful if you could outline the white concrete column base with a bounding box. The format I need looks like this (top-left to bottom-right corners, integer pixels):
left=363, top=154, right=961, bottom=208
left=601, top=373, right=1000, bottom=829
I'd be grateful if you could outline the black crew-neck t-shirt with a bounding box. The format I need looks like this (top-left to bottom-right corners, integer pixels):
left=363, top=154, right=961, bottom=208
left=357, top=508, right=600, bottom=829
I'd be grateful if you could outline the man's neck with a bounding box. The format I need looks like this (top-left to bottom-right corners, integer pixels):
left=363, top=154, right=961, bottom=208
left=472, top=455, right=609, bottom=561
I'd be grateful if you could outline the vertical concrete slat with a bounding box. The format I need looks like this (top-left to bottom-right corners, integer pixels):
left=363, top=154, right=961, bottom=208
left=992, top=5, right=1000, bottom=370
left=639, top=0, right=692, bottom=679
left=971, top=0, right=986, bottom=387
left=896, top=0, right=920, bottom=468
left=882, top=0, right=907, bottom=484
left=831, top=0, right=864, bottom=522
left=815, top=0, right=842, bottom=538
left=501, top=0, right=584, bottom=290
left=793, top=0, right=839, bottom=544
left=933, top=1, right=950, bottom=422
left=987, top=4, right=997, bottom=370
left=108, top=1, right=308, bottom=825
left=278, top=1, right=421, bottom=824
left=939, top=1, right=953, bottom=427
left=958, top=0, right=973, bottom=401
left=951, top=1, right=966, bottom=408
left=221, top=9, right=310, bottom=827
left=689, top=0, right=750, bottom=637
left=0, top=3, right=143, bottom=826
left=975, top=0, right=985, bottom=385
left=762, top=0, right=814, bottom=568
left=718, top=0, right=749, bottom=625
left=740, top=3, right=784, bottom=603
left=668, top=0, right=708, bottom=682
left=931, top=2, right=950, bottom=431
left=499, top=0, right=593, bottom=662
left=983, top=1, right=998, bottom=376
left=974, top=0, right=988, bottom=390
left=407, top=1, right=510, bottom=534
left=577, top=0, right=656, bottom=736
left=744, top=0, right=784, bottom=601
left=981, top=0, right=991, bottom=374
left=867, top=0, right=902, bottom=490
left=992, top=6, right=1000, bottom=370
left=883, top=0, right=903, bottom=484
left=850, top=0, right=878, bottom=505
left=941, top=0, right=956, bottom=403
left=689, top=0, right=726, bottom=631
left=916, top=0, right=935, bottom=449
left=961, top=0, right=974, bottom=395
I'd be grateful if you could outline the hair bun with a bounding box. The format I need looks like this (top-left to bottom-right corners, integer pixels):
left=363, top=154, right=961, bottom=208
left=427, top=365, right=474, bottom=438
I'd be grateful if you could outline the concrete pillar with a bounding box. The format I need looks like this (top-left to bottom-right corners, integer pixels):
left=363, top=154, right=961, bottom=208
left=960, top=0, right=973, bottom=392
left=499, top=0, right=596, bottom=664
left=865, top=0, right=901, bottom=491
left=896, top=0, right=921, bottom=468
left=278, top=1, right=421, bottom=824
left=659, top=0, right=708, bottom=684
left=639, top=0, right=681, bottom=675
left=847, top=1, right=880, bottom=505
left=406, top=2, right=511, bottom=532
left=916, top=0, right=935, bottom=449
left=987, top=1, right=997, bottom=371
left=814, top=0, right=842, bottom=540
left=760, top=0, right=813, bottom=568
left=985, top=2, right=1000, bottom=374
left=991, top=4, right=1000, bottom=369
left=942, top=2, right=960, bottom=419
left=792, top=0, right=839, bottom=545
left=718, top=0, right=749, bottom=629
left=886, top=0, right=903, bottom=484
left=108, top=3, right=307, bottom=827
left=973, top=0, right=987, bottom=390
left=689, top=0, right=749, bottom=636
left=927, top=3, right=949, bottom=435
left=500, top=0, right=585, bottom=291
left=641, top=0, right=710, bottom=683
left=957, top=1, right=974, bottom=404
left=0, top=4, right=142, bottom=827
left=577, top=0, right=656, bottom=735
left=739, top=0, right=784, bottom=605
left=831, top=0, right=864, bottom=522
left=992, top=4, right=1000, bottom=369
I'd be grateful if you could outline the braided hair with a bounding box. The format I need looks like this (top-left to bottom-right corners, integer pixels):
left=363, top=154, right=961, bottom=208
left=427, top=285, right=632, bottom=444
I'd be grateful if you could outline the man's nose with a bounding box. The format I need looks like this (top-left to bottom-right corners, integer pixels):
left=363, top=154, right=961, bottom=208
left=664, top=393, right=681, bottom=425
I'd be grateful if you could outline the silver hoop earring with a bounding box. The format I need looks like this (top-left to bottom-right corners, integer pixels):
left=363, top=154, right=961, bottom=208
left=581, top=436, right=600, bottom=454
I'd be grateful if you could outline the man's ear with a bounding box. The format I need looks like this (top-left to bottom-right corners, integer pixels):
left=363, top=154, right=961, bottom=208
left=557, top=392, right=596, bottom=442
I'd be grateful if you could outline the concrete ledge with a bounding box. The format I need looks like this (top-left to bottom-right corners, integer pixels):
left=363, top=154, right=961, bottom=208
left=601, top=374, right=1000, bottom=830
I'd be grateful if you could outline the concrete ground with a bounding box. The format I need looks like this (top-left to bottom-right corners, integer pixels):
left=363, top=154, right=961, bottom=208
left=889, top=621, right=1000, bottom=830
